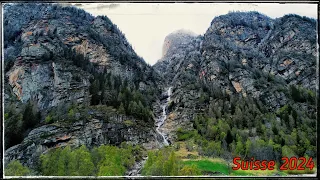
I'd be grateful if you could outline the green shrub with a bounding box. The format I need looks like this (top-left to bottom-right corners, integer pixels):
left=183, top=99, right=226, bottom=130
left=187, top=154, right=198, bottom=159
left=45, top=115, right=53, bottom=124
left=186, top=140, right=194, bottom=152
left=177, top=128, right=195, bottom=141
left=123, top=120, right=135, bottom=127
left=174, top=142, right=181, bottom=150
left=179, top=164, right=201, bottom=175
left=142, top=147, right=200, bottom=176
left=4, top=113, right=9, bottom=120
left=5, top=160, right=31, bottom=176
left=68, top=109, right=75, bottom=117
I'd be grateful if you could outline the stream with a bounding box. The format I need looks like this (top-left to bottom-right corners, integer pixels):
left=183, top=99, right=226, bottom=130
left=126, top=87, right=172, bottom=176
left=125, top=156, right=148, bottom=176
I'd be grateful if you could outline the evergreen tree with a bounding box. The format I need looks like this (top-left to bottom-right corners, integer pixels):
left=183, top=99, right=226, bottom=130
left=118, top=103, right=125, bottom=114
left=226, top=130, right=233, bottom=145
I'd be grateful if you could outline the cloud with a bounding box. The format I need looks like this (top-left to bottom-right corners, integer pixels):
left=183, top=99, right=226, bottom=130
left=74, top=3, right=82, bottom=7
left=79, top=3, right=120, bottom=11
left=97, top=3, right=120, bottom=10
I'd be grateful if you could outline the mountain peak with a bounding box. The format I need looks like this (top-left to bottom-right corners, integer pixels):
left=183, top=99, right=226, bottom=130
left=169, top=29, right=197, bottom=37
left=162, top=29, right=198, bottom=58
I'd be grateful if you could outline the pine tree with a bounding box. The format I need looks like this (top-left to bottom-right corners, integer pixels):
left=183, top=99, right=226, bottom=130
left=90, top=79, right=100, bottom=105
left=236, top=137, right=244, bottom=156
left=22, top=101, right=39, bottom=130
left=245, top=139, right=252, bottom=158
left=226, top=130, right=233, bottom=145
left=118, top=103, right=125, bottom=114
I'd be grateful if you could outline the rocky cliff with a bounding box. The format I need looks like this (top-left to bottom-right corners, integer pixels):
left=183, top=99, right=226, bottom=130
left=153, top=12, right=317, bottom=144
left=4, top=106, right=157, bottom=169
left=4, top=3, right=160, bottom=111
left=4, top=3, right=161, bottom=169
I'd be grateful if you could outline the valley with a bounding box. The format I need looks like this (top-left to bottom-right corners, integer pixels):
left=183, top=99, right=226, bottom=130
left=3, top=3, right=318, bottom=177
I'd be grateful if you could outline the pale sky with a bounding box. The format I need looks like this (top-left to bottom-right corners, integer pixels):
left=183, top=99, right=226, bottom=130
left=75, top=3, right=317, bottom=65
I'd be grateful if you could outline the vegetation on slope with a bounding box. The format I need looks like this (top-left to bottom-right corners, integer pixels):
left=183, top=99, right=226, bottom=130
left=5, top=143, right=144, bottom=176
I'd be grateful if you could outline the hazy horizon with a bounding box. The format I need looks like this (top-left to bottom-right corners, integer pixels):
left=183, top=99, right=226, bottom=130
left=74, top=3, right=317, bottom=65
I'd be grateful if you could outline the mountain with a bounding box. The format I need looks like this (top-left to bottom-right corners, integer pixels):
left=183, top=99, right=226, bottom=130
left=4, top=3, right=162, bottom=169
left=154, top=12, right=317, bottom=161
left=4, top=3, right=162, bottom=109
left=3, top=4, right=317, bottom=176
left=161, top=29, right=198, bottom=58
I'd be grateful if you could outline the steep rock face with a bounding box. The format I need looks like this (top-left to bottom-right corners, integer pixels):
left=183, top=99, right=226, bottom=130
left=154, top=29, right=202, bottom=84
left=4, top=4, right=95, bottom=109
left=258, top=15, right=317, bottom=89
left=201, top=12, right=274, bottom=97
left=4, top=106, right=158, bottom=169
left=4, top=3, right=161, bottom=168
left=201, top=13, right=317, bottom=109
left=7, top=61, right=91, bottom=109
left=153, top=12, right=317, bottom=142
left=4, top=3, right=160, bottom=111
left=153, top=30, right=204, bottom=141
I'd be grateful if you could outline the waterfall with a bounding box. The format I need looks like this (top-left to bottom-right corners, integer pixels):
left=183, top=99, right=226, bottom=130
left=155, top=87, right=172, bottom=147
left=167, top=87, right=172, bottom=101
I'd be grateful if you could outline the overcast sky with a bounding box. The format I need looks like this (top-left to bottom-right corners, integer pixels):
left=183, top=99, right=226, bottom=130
left=75, top=3, right=317, bottom=65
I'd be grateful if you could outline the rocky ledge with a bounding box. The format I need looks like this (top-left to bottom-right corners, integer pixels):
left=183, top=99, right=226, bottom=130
left=4, top=106, right=158, bottom=169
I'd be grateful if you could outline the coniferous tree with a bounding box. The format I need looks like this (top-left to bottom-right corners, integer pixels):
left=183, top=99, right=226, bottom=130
left=226, top=130, right=233, bottom=145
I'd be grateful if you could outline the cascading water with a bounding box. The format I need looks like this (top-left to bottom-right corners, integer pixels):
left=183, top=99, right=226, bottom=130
left=155, top=87, right=172, bottom=147
left=126, top=88, right=172, bottom=175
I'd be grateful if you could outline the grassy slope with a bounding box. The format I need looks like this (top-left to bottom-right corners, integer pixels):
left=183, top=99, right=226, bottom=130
left=174, top=141, right=316, bottom=176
